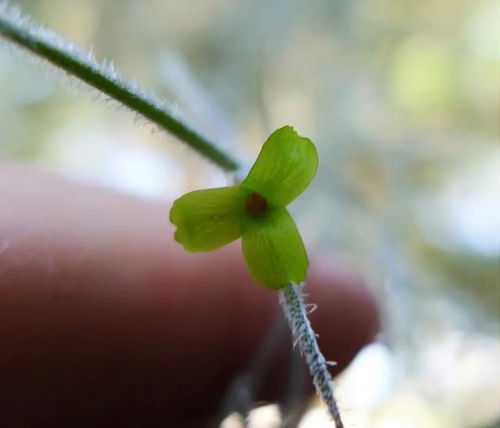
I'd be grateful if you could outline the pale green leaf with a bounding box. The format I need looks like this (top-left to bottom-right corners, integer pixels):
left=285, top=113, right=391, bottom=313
left=241, top=208, right=309, bottom=289
left=169, top=186, right=245, bottom=252
left=241, top=126, right=318, bottom=208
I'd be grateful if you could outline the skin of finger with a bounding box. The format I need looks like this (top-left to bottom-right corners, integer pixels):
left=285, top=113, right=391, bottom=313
left=0, top=162, right=379, bottom=426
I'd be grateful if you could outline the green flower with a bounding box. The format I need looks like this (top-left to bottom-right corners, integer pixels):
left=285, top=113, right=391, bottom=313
left=169, top=126, right=318, bottom=289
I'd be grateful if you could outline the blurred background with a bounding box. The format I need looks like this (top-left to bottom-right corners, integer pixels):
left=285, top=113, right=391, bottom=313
left=1, top=0, right=499, bottom=426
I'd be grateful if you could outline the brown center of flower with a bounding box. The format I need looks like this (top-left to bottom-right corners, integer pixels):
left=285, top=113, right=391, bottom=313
left=245, top=191, right=268, bottom=216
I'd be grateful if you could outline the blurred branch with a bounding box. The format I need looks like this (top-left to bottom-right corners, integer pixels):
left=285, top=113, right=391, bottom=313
left=218, top=309, right=289, bottom=426
left=0, top=5, right=240, bottom=172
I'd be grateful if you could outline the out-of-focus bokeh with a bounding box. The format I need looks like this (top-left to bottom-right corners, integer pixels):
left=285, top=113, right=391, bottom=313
left=1, top=0, right=499, bottom=426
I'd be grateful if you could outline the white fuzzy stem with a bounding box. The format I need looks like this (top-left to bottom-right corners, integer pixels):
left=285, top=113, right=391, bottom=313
left=279, top=283, right=344, bottom=427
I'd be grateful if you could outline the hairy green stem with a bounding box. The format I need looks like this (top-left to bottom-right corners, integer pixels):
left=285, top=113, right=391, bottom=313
left=279, top=283, right=344, bottom=427
left=0, top=6, right=240, bottom=172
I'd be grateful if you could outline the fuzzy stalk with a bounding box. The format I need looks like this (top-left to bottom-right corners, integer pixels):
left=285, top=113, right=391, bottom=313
left=0, top=5, right=239, bottom=172
left=279, top=283, right=344, bottom=427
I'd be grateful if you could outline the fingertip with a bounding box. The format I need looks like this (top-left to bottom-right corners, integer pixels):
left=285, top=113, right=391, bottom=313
left=0, top=164, right=381, bottom=425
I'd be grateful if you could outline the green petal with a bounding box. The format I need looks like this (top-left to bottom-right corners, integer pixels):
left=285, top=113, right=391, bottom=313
left=169, top=186, right=245, bottom=252
left=241, top=208, right=309, bottom=289
left=241, top=126, right=318, bottom=207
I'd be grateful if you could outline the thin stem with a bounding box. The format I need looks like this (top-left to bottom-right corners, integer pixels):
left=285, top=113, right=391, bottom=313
left=0, top=5, right=240, bottom=172
left=279, top=283, right=344, bottom=428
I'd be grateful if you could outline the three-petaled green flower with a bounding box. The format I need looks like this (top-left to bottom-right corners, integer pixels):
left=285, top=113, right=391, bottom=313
left=169, top=126, right=318, bottom=289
